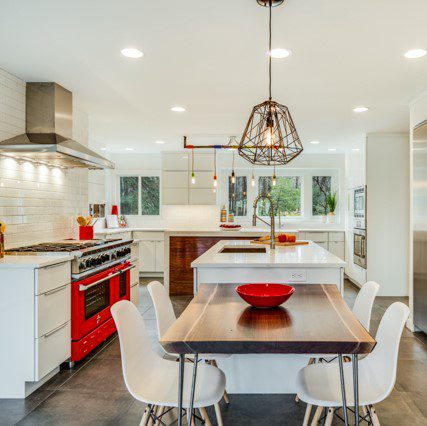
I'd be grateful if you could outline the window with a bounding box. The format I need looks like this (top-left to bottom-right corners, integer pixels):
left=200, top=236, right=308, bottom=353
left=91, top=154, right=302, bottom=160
left=228, top=176, right=247, bottom=216
left=257, top=176, right=302, bottom=216
left=141, top=176, right=160, bottom=215
left=312, top=176, right=332, bottom=215
left=120, top=176, right=138, bottom=215
left=119, top=175, right=160, bottom=216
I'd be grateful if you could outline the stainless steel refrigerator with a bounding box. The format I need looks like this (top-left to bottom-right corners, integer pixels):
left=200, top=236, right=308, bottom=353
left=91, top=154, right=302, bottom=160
left=413, top=120, right=427, bottom=333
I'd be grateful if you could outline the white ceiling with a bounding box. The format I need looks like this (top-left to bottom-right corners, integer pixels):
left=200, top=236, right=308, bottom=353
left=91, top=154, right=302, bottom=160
left=1, top=0, right=427, bottom=155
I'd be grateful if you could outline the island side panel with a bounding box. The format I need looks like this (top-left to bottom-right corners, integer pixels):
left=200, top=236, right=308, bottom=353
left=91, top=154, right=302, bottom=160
left=194, top=267, right=344, bottom=293
left=169, top=236, right=257, bottom=295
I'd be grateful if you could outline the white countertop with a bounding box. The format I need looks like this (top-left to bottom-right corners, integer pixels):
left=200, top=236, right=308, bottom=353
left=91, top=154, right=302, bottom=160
left=191, top=239, right=346, bottom=268
left=0, top=254, right=73, bottom=269
left=94, top=226, right=345, bottom=236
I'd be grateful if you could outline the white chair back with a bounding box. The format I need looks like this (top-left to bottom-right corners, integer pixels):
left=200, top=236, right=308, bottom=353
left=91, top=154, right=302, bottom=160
left=352, top=281, right=380, bottom=331
left=363, top=302, right=410, bottom=399
left=148, top=280, right=177, bottom=339
left=111, top=300, right=160, bottom=399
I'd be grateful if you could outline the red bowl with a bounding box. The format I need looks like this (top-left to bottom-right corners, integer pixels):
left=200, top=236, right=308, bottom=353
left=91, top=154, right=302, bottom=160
left=236, top=283, right=295, bottom=308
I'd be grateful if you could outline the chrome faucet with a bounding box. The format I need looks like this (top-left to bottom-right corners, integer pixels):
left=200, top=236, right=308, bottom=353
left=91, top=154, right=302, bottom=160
left=253, top=194, right=276, bottom=249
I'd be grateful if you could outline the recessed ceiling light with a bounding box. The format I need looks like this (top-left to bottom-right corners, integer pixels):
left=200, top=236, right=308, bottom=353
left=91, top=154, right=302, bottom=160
left=352, top=148, right=360, bottom=152
left=328, top=148, right=337, bottom=152
left=310, top=140, right=320, bottom=145
left=353, top=106, right=369, bottom=113
left=404, top=49, right=427, bottom=59
left=171, top=106, right=186, bottom=112
left=155, top=140, right=165, bottom=144
left=125, top=147, right=134, bottom=151
left=121, top=48, right=143, bottom=58
left=100, top=147, right=107, bottom=151
left=269, top=48, right=292, bottom=59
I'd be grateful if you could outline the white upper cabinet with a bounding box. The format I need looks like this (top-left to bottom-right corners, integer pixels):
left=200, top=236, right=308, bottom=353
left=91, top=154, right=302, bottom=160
left=162, top=152, right=216, bottom=205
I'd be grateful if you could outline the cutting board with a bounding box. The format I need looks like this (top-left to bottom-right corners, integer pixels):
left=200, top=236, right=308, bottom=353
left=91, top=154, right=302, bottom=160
left=251, top=240, right=309, bottom=247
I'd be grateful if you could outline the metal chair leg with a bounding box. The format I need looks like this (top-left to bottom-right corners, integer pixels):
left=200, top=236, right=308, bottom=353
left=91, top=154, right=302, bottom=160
left=338, top=355, right=349, bottom=426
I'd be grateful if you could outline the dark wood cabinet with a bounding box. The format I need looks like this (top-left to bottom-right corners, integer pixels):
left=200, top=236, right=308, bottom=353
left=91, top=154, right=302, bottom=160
left=169, top=236, right=256, bottom=295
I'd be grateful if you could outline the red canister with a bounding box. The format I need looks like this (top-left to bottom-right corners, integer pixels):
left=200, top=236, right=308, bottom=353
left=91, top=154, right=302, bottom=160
left=79, top=226, right=94, bottom=240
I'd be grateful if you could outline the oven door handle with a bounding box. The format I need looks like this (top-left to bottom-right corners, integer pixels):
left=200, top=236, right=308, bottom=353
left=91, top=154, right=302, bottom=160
left=78, top=271, right=121, bottom=291
left=119, top=264, right=136, bottom=273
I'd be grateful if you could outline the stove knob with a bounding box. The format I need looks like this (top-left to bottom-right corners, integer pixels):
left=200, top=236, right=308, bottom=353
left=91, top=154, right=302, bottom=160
left=125, top=247, right=131, bottom=255
left=102, top=254, right=109, bottom=262
left=95, top=256, right=102, bottom=265
left=79, top=261, right=86, bottom=270
left=111, top=251, right=117, bottom=260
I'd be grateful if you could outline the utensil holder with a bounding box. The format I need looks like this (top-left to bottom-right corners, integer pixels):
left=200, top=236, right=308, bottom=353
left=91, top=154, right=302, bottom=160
left=79, top=226, right=94, bottom=240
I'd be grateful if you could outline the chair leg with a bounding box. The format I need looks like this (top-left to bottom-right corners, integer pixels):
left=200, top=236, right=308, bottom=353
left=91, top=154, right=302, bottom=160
left=310, top=406, right=323, bottom=426
left=199, top=407, right=213, bottom=426
left=223, top=390, right=230, bottom=404
left=140, top=405, right=152, bottom=426
left=154, top=406, right=165, bottom=426
left=214, top=403, right=224, bottom=426
left=302, top=403, right=312, bottom=426
left=147, top=405, right=158, bottom=426
left=369, top=405, right=381, bottom=426
left=295, top=394, right=300, bottom=403
left=324, top=408, right=334, bottom=426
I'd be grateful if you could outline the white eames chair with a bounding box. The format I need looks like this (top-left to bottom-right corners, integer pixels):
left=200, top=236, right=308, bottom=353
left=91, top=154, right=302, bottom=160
left=296, top=302, right=410, bottom=426
left=148, top=280, right=231, bottom=405
left=111, top=300, right=226, bottom=426
left=299, top=281, right=380, bottom=424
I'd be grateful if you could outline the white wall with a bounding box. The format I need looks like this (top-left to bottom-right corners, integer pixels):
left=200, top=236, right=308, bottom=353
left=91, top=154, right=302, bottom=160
left=344, top=149, right=367, bottom=285
left=366, top=132, right=410, bottom=296
left=0, top=68, right=89, bottom=248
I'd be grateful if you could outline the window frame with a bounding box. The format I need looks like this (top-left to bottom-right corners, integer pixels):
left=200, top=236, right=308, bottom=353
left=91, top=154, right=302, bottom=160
left=221, top=167, right=339, bottom=222
left=117, top=172, right=162, bottom=217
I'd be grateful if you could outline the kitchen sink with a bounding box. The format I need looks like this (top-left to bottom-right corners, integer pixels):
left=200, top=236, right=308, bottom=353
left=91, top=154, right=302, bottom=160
left=219, top=245, right=267, bottom=254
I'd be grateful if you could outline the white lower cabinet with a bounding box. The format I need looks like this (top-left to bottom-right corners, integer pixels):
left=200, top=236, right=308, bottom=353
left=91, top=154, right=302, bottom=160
left=34, top=321, right=71, bottom=381
left=130, top=283, right=139, bottom=305
left=316, top=241, right=329, bottom=250
left=139, top=241, right=156, bottom=271
left=328, top=241, right=345, bottom=260
left=155, top=240, right=165, bottom=271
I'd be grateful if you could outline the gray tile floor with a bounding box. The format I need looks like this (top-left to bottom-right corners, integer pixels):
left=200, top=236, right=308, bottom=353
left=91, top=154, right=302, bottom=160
left=1, top=280, right=426, bottom=425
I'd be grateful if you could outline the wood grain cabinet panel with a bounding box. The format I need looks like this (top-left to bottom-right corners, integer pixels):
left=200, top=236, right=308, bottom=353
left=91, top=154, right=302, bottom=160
left=169, top=236, right=256, bottom=295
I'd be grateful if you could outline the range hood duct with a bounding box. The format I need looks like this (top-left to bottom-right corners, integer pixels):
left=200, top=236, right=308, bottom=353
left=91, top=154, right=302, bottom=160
left=0, top=82, right=114, bottom=169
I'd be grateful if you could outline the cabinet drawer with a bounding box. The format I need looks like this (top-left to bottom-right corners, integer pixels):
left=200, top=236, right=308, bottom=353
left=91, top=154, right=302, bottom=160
left=35, top=321, right=70, bottom=381
left=133, top=231, right=165, bottom=241
left=35, top=262, right=71, bottom=295
left=305, top=232, right=328, bottom=242
left=328, top=232, right=345, bottom=242
left=328, top=241, right=345, bottom=260
left=35, top=284, right=71, bottom=338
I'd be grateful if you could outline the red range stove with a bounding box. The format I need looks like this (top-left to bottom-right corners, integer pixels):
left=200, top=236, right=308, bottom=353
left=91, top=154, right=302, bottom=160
left=7, top=238, right=135, bottom=362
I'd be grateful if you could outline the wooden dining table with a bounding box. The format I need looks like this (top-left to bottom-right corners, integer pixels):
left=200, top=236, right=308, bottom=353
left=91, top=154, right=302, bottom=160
left=160, top=283, right=376, bottom=426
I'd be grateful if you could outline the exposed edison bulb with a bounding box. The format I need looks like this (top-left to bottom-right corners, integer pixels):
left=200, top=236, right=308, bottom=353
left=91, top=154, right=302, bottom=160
left=272, top=174, right=277, bottom=186
left=251, top=176, right=255, bottom=187
left=265, top=129, right=274, bottom=146
left=191, top=172, right=196, bottom=184
left=231, top=171, right=236, bottom=184
left=213, top=175, right=218, bottom=187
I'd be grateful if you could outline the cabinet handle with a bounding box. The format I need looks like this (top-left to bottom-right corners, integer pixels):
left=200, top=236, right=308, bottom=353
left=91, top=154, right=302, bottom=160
left=79, top=271, right=121, bottom=291
left=44, top=284, right=68, bottom=296
left=44, top=322, right=68, bottom=338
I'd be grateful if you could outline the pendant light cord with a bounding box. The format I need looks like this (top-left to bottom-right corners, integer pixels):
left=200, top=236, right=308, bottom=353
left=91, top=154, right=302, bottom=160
left=269, top=0, right=272, bottom=101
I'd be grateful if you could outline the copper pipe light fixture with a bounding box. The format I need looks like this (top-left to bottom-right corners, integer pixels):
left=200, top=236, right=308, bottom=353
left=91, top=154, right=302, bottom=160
left=238, top=0, right=303, bottom=166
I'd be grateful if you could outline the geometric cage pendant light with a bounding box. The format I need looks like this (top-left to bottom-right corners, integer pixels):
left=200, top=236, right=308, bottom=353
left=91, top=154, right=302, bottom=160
left=238, top=0, right=303, bottom=166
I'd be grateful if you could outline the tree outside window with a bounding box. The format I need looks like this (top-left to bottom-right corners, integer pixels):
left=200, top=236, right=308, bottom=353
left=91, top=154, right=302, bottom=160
left=228, top=176, right=247, bottom=216
left=120, top=176, right=139, bottom=215
left=141, top=177, right=160, bottom=215
left=257, top=176, right=301, bottom=216
left=312, top=176, right=332, bottom=215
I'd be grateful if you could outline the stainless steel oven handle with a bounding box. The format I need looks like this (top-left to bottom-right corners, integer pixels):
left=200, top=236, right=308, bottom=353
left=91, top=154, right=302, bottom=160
left=119, top=265, right=136, bottom=273
left=78, top=271, right=121, bottom=291
left=43, top=322, right=68, bottom=338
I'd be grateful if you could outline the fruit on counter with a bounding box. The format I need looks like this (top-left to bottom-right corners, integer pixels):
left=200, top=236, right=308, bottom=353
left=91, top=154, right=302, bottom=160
left=287, top=235, right=296, bottom=243
left=278, top=234, right=287, bottom=243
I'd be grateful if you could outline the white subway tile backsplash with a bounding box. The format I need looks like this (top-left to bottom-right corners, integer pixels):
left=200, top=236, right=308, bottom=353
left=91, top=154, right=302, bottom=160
left=0, top=68, right=89, bottom=249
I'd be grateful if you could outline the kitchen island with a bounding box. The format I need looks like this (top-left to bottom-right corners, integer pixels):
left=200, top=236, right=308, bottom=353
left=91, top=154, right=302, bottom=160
left=189, top=239, right=346, bottom=393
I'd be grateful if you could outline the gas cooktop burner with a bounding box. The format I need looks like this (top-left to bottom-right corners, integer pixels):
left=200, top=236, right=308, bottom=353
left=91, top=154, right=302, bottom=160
left=6, top=239, right=121, bottom=253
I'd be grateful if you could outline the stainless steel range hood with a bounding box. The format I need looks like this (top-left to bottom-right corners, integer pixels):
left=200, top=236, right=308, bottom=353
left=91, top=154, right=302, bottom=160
left=0, top=82, right=114, bottom=169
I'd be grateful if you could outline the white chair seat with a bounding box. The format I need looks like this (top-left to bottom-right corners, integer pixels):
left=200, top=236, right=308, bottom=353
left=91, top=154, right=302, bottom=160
left=296, top=361, right=382, bottom=407
left=130, top=358, right=226, bottom=408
